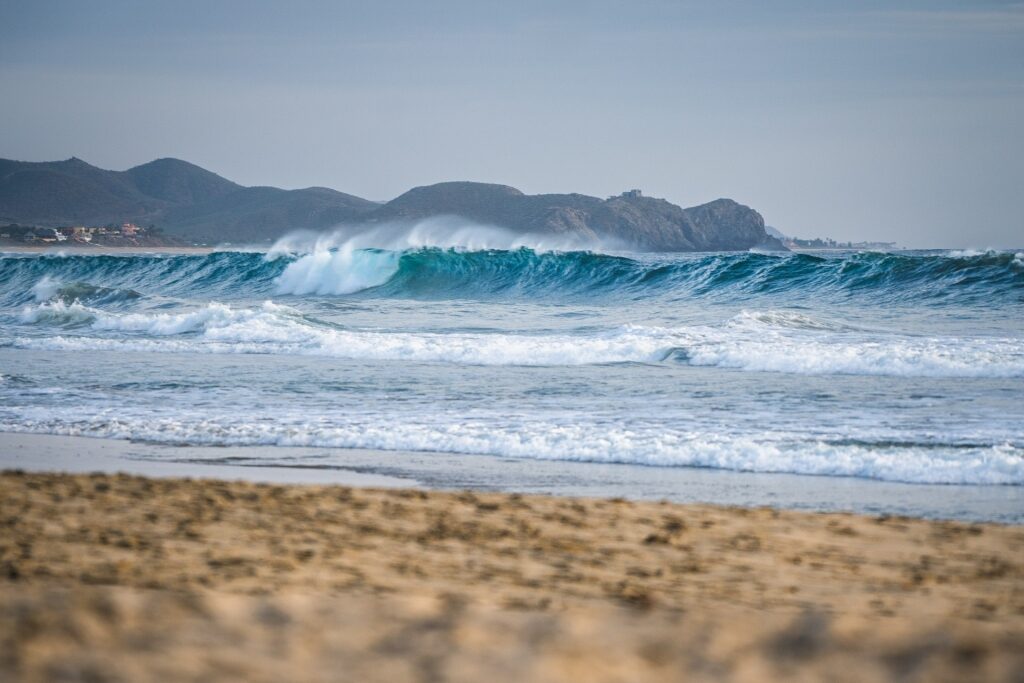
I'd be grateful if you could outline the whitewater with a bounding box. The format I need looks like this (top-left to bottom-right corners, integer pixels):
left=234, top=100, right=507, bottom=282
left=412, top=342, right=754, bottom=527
left=2, top=233, right=1023, bottom=513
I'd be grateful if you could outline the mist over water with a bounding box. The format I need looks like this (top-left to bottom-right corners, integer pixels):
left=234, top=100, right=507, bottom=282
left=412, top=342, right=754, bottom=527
left=268, top=218, right=616, bottom=256
left=2, top=226, right=1023, bottom=494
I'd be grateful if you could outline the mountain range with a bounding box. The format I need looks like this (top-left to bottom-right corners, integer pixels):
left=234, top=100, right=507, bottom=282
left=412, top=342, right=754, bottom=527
left=0, top=157, right=785, bottom=251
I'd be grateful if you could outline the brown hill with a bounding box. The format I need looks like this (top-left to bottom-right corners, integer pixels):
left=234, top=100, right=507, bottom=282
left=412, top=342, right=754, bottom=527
left=0, top=158, right=784, bottom=250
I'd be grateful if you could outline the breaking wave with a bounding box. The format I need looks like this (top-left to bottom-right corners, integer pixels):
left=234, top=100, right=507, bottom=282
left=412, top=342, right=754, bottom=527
left=1, top=246, right=1022, bottom=305
left=3, top=239, right=1023, bottom=492
left=10, top=301, right=1024, bottom=377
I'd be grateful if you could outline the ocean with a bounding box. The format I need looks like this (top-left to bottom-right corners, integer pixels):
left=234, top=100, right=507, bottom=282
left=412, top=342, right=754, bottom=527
left=2, top=236, right=1023, bottom=520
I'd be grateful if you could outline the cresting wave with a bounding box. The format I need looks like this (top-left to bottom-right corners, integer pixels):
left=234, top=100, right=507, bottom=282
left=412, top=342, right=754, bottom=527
left=10, top=300, right=1024, bottom=377
left=3, top=243, right=1023, bottom=493
left=1, top=246, right=1022, bottom=304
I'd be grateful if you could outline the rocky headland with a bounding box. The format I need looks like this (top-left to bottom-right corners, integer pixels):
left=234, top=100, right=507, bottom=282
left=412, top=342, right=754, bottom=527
left=0, top=157, right=786, bottom=251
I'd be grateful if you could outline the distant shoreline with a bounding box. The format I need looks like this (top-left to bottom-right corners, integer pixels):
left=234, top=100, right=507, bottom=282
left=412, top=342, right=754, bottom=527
left=3, top=244, right=922, bottom=256
left=787, top=246, right=907, bottom=253
left=1, top=244, right=218, bottom=255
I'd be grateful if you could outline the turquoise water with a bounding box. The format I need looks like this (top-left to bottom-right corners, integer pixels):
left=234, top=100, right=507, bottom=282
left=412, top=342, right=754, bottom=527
left=1, top=242, right=1022, bottom=501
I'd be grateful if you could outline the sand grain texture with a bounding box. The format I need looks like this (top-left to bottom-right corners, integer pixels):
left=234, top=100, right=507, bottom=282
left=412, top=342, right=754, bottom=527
left=1, top=471, right=1022, bottom=682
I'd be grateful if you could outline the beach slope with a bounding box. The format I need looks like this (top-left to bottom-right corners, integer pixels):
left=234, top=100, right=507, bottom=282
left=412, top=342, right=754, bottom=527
left=1, top=471, right=1022, bottom=682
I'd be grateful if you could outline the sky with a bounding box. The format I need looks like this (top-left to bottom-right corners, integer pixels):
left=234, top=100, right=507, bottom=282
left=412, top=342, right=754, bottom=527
left=1, top=0, right=1022, bottom=247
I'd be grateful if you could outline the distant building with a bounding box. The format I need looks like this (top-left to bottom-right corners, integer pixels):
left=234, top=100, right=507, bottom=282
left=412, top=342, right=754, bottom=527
left=59, top=226, right=92, bottom=241
left=3, top=221, right=151, bottom=245
left=34, top=228, right=63, bottom=243
left=621, top=189, right=643, bottom=198
left=787, top=236, right=898, bottom=250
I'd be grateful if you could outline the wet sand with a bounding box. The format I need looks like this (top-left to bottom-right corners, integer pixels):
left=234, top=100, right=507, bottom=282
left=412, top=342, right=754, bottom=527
left=3, top=432, right=1021, bottom=523
left=1, top=470, right=1022, bottom=682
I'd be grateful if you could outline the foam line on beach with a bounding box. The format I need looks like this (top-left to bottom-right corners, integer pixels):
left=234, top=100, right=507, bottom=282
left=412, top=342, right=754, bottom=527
left=3, top=418, right=1022, bottom=485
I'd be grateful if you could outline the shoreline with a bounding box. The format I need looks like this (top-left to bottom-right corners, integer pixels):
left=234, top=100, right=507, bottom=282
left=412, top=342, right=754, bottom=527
left=6, top=245, right=983, bottom=256
left=1, top=244, right=220, bottom=255
left=1, top=431, right=1022, bottom=523
left=2, top=469, right=1021, bottom=681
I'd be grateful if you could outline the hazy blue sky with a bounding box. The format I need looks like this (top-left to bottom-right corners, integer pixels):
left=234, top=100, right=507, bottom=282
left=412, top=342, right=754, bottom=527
left=1, top=0, right=1022, bottom=246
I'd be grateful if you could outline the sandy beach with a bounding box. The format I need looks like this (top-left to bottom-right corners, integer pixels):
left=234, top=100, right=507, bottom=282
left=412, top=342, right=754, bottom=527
left=3, top=432, right=1021, bottom=523
left=5, top=2, right=1022, bottom=681
left=1, top=469, right=1021, bottom=682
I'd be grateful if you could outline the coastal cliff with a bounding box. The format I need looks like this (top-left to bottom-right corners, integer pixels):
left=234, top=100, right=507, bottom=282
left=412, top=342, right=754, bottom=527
left=0, top=157, right=785, bottom=251
left=374, top=182, right=783, bottom=251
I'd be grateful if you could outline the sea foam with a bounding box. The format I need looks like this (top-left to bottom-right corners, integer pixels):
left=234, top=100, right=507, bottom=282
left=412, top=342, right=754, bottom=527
left=3, top=415, right=1022, bottom=485
left=13, top=302, right=1024, bottom=377
left=274, top=248, right=400, bottom=295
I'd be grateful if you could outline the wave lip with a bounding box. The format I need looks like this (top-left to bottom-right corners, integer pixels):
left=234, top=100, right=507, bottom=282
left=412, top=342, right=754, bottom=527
left=274, top=248, right=399, bottom=295
left=309, top=246, right=1024, bottom=302
left=2, top=246, right=1023, bottom=304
